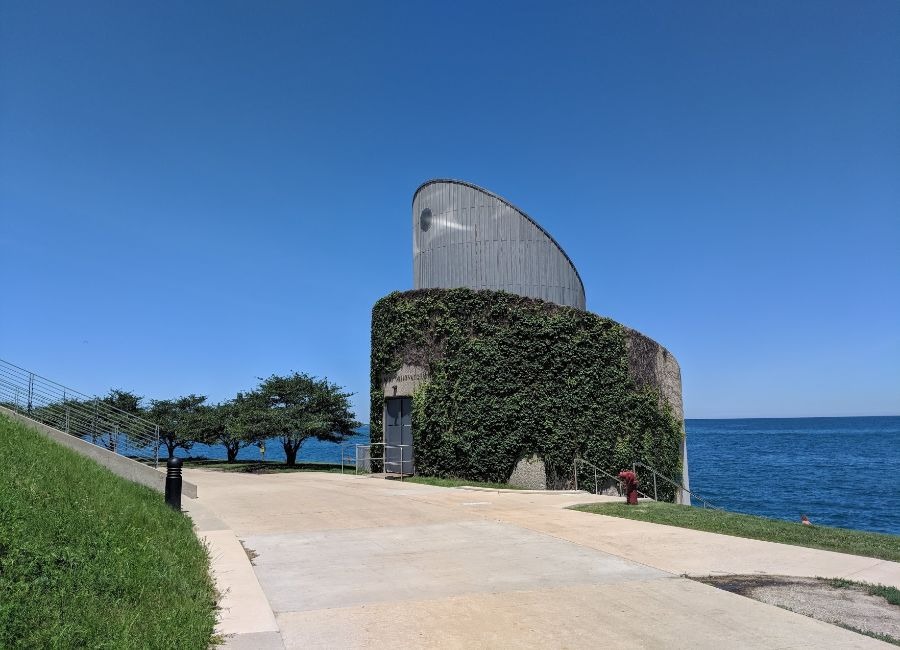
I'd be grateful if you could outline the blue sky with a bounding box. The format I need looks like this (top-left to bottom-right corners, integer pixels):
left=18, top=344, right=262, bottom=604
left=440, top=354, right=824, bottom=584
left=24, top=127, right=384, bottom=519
left=1, top=1, right=898, bottom=420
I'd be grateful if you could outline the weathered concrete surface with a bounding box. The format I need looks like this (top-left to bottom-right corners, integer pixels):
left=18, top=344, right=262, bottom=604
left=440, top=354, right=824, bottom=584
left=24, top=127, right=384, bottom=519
left=499, top=507, right=900, bottom=589
left=181, top=498, right=283, bottom=648
left=381, top=363, right=429, bottom=397
left=0, top=406, right=197, bottom=498
left=246, top=520, right=661, bottom=613
left=278, top=579, right=886, bottom=649
left=184, top=470, right=898, bottom=648
left=625, top=328, right=684, bottom=422
left=624, top=328, right=690, bottom=502
left=507, top=454, right=547, bottom=489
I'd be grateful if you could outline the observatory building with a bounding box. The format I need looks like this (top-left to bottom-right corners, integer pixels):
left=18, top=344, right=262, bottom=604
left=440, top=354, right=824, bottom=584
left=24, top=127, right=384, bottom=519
left=371, top=179, right=689, bottom=500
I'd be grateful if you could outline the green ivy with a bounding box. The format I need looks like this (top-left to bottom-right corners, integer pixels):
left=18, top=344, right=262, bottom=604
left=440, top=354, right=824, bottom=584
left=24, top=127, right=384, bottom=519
left=370, top=288, right=683, bottom=500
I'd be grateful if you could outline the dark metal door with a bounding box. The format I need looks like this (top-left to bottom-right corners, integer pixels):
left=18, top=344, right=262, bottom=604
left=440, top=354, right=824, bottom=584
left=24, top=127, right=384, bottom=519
left=384, top=397, right=414, bottom=474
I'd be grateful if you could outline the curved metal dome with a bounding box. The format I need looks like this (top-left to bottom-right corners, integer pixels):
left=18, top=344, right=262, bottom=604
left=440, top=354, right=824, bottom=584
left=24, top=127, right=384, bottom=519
left=412, top=179, right=585, bottom=310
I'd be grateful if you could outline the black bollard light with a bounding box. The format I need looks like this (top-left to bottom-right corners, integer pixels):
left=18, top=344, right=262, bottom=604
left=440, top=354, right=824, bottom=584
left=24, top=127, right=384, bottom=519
left=165, top=457, right=183, bottom=511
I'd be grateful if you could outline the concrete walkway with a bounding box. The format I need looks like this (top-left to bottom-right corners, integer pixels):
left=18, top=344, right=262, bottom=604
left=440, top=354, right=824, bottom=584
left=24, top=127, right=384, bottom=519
left=184, top=469, right=899, bottom=649
left=181, top=498, right=282, bottom=649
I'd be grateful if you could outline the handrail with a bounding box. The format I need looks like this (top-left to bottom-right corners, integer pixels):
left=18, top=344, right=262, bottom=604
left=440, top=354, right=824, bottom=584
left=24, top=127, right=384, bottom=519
left=0, top=358, right=158, bottom=427
left=0, top=359, right=161, bottom=467
left=632, top=461, right=718, bottom=509
left=573, top=458, right=654, bottom=500
left=344, top=442, right=412, bottom=480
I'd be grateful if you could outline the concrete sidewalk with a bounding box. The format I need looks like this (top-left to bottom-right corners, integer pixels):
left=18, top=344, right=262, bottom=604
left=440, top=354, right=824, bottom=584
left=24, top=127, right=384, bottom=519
left=185, top=469, right=898, bottom=649
left=181, top=498, right=283, bottom=649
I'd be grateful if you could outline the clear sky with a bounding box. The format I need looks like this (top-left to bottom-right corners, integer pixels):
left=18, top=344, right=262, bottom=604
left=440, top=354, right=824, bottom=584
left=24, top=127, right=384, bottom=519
left=1, top=1, right=898, bottom=420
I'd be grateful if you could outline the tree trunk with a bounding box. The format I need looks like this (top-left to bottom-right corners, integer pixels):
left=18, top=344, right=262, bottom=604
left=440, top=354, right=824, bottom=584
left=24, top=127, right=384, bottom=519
left=226, top=442, right=240, bottom=463
left=166, top=440, right=177, bottom=459
left=284, top=443, right=299, bottom=466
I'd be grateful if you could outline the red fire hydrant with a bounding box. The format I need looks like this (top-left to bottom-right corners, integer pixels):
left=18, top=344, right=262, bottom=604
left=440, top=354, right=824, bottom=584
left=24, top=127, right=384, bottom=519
left=618, top=470, right=639, bottom=505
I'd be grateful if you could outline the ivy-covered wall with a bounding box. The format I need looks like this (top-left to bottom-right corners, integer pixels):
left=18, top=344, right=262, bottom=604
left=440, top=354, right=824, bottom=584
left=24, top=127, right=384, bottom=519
left=370, top=288, right=683, bottom=499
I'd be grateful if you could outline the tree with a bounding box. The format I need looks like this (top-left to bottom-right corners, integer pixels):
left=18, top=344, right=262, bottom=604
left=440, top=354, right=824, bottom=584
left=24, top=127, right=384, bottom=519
left=101, top=389, right=144, bottom=416
left=97, top=389, right=146, bottom=451
left=145, top=394, right=207, bottom=458
left=194, top=398, right=260, bottom=463
left=250, top=373, right=358, bottom=466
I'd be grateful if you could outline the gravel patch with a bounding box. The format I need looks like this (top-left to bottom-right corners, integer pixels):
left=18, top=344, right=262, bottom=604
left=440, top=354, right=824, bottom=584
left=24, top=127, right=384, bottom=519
left=696, top=575, right=899, bottom=644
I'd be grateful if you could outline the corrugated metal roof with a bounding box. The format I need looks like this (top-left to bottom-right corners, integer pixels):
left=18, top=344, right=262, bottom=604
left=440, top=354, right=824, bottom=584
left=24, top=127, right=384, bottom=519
left=413, top=179, right=586, bottom=300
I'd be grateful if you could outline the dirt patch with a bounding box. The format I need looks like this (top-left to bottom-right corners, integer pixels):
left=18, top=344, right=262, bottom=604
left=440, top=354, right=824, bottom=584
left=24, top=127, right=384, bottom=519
left=696, top=575, right=900, bottom=644
left=239, top=540, right=259, bottom=565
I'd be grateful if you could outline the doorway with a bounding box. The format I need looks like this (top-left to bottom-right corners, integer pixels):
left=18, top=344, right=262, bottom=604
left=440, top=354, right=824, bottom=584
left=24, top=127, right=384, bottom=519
left=384, top=397, right=414, bottom=474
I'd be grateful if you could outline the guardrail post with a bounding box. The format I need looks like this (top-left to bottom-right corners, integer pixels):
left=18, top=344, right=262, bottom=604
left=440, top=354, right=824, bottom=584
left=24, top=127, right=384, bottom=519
left=165, top=457, right=183, bottom=510
left=154, top=425, right=160, bottom=469
left=91, top=398, right=98, bottom=444
left=27, top=373, right=33, bottom=414
left=653, top=472, right=658, bottom=501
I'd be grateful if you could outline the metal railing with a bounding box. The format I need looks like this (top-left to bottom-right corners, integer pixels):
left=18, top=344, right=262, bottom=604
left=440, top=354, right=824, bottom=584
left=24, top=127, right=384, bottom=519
left=632, top=460, right=717, bottom=509
left=0, top=358, right=161, bottom=467
left=339, top=442, right=377, bottom=474
left=341, top=441, right=412, bottom=479
left=573, top=458, right=654, bottom=500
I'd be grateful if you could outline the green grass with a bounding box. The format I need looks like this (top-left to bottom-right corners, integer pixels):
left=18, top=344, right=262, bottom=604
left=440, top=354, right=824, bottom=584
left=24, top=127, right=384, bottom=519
left=404, top=475, right=525, bottom=489
left=571, top=501, right=900, bottom=562
left=183, top=458, right=345, bottom=474
left=0, top=414, right=217, bottom=649
left=826, top=577, right=900, bottom=606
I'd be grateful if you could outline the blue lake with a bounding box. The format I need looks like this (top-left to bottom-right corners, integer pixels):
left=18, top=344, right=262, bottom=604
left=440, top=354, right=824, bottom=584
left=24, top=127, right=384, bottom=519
left=686, top=416, right=900, bottom=536
left=178, top=416, right=900, bottom=535
left=178, top=426, right=372, bottom=467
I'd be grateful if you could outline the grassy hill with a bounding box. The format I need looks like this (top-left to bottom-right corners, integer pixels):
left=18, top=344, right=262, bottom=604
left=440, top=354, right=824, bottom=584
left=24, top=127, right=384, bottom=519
left=0, top=413, right=217, bottom=649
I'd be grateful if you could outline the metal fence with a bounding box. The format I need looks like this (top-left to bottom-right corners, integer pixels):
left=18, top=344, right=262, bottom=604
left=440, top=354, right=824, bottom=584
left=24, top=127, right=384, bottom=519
left=0, top=358, right=161, bottom=466
left=573, top=457, right=712, bottom=506
left=340, top=442, right=412, bottom=479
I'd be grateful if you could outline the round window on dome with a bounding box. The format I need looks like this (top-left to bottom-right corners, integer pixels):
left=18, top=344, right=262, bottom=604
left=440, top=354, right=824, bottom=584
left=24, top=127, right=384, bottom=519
left=420, top=208, right=432, bottom=232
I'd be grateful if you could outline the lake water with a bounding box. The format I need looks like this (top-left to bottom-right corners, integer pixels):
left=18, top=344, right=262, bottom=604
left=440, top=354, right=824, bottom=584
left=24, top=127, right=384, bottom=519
left=686, top=416, right=900, bottom=536
left=181, top=416, right=900, bottom=536
left=179, top=426, right=372, bottom=466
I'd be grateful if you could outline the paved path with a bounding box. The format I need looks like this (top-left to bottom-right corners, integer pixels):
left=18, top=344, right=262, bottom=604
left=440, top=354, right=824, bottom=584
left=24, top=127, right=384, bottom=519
left=184, top=469, right=898, bottom=649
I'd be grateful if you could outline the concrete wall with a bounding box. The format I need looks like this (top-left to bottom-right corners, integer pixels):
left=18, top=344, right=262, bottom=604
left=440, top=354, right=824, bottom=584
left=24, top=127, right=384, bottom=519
left=623, top=329, right=690, bottom=502
left=507, top=455, right=548, bottom=490
left=413, top=180, right=586, bottom=310
left=381, top=363, right=430, bottom=398
left=624, top=328, right=684, bottom=422
left=0, top=406, right=198, bottom=498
